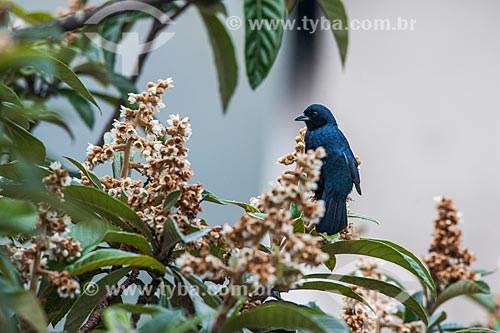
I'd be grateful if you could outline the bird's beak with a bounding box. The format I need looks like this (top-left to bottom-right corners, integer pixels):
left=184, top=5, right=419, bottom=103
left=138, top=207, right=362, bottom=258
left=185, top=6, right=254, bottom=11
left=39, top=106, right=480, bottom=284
left=294, top=113, right=310, bottom=121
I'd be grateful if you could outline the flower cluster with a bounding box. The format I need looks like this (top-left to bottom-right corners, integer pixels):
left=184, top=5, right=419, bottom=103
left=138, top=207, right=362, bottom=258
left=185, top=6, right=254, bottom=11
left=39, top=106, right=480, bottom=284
left=7, top=169, right=82, bottom=298
left=277, top=127, right=306, bottom=165
left=177, top=127, right=329, bottom=293
left=42, top=161, right=71, bottom=194
left=423, top=197, right=476, bottom=289
left=47, top=270, right=81, bottom=299
left=82, top=79, right=204, bottom=243
left=342, top=259, right=423, bottom=333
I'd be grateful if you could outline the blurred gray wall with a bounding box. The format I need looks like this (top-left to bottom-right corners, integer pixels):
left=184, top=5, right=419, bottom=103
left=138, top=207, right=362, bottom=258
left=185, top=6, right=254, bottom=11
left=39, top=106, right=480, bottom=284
left=21, top=0, right=500, bottom=325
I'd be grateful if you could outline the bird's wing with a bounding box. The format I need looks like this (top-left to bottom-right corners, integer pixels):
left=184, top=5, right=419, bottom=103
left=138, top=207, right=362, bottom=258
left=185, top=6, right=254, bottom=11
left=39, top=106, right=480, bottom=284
left=343, top=152, right=362, bottom=195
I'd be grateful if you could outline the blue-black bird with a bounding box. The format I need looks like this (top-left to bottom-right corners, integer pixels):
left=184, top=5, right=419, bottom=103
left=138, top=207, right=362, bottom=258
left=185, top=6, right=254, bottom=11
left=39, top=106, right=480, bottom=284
left=295, top=104, right=361, bottom=235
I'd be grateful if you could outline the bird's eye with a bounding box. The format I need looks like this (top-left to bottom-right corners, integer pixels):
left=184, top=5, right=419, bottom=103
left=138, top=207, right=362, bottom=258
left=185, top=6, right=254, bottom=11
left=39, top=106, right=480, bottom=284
left=312, top=111, right=318, bottom=117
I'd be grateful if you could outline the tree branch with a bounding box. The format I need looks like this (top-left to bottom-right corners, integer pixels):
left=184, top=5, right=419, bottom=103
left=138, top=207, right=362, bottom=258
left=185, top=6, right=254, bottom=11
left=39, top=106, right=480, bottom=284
left=11, top=0, right=172, bottom=37
left=77, top=268, right=140, bottom=333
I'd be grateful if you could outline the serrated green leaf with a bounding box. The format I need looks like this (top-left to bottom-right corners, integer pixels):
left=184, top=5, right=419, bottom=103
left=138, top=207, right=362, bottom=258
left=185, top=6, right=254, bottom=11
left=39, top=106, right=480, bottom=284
left=66, top=249, right=166, bottom=275
left=293, top=280, right=373, bottom=312
left=244, top=0, right=286, bottom=89
left=70, top=219, right=116, bottom=253
left=104, top=231, right=153, bottom=256
left=0, top=48, right=99, bottom=109
left=199, top=9, right=238, bottom=112
left=316, top=0, right=348, bottom=65
left=433, top=279, right=490, bottom=311
left=305, top=273, right=428, bottom=325
left=322, top=238, right=436, bottom=296
left=63, top=185, right=154, bottom=243
left=221, top=301, right=349, bottom=333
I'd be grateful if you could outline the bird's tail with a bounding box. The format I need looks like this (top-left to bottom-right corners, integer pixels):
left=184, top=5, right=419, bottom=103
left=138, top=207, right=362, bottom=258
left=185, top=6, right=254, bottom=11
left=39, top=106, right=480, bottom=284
left=316, top=198, right=347, bottom=235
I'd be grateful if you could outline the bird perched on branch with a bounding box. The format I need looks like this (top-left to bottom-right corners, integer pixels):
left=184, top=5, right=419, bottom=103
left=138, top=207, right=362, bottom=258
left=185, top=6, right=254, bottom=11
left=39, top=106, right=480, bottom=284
left=295, top=104, right=361, bottom=235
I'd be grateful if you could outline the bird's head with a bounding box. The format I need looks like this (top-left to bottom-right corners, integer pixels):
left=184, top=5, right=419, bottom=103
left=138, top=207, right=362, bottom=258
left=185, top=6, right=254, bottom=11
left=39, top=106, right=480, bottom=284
left=294, top=104, right=337, bottom=130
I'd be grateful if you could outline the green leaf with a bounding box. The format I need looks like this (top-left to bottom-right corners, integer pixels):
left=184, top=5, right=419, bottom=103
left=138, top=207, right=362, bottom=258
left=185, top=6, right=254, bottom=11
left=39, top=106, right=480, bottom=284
left=0, top=81, right=23, bottom=107
left=248, top=212, right=266, bottom=220
left=244, top=0, right=286, bottom=89
left=163, top=190, right=182, bottom=211
left=455, top=329, right=499, bottom=333
left=223, top=199, right=260, bottom=213
left=66, top=249, right=166, bottom=275
left=104, top=231, right=153, bottom=256
left=347, top=210, right=379, bottom=225
left=402, top=290, right=423, bottom=323
left=316, top=0, right=349, bottom=65
left=161, top=216, right=184, bottom=255
left=64, top=156, right=102, bottom=189
left=322, top=238, right=436, bottom=296
left=202, top=188, right=226, bottom=204
left=433, top=280, right=490, bottom=311
left=8, top=290, right=48, bottom=333
left=103, top=307, right=134, bottom=333
left=70, top=219, right=117, bottom=250
left=73, top=62, right=112, bottom=86
left=197, top=0, right=228, bottom=16
left=59, top=88, right=95, bottom=129
left=221, top=301, right=349, bottom=333
left=160, top=216, right=211, bottom=257
left=0, top=49, right=99, bottom=109
left=199, top=9, right=238, bottom=112
left=305, top=273, right=428, bottom=325
left=293, top=217, right=305, bottom=233
left=64, top=185, right=154, bottom=243
left=183, top=273, right=222, bottom=308
left=428, top=312, right=447, bottom=330
left=293, top=280, right=373, bottom=312
left=1, top=117, right=46, bottom=163
left=27, top=109, right=74, bottom=140
left=64, top=267, right=132, bottom=332
left=0, top=198, right=38, bottom=235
